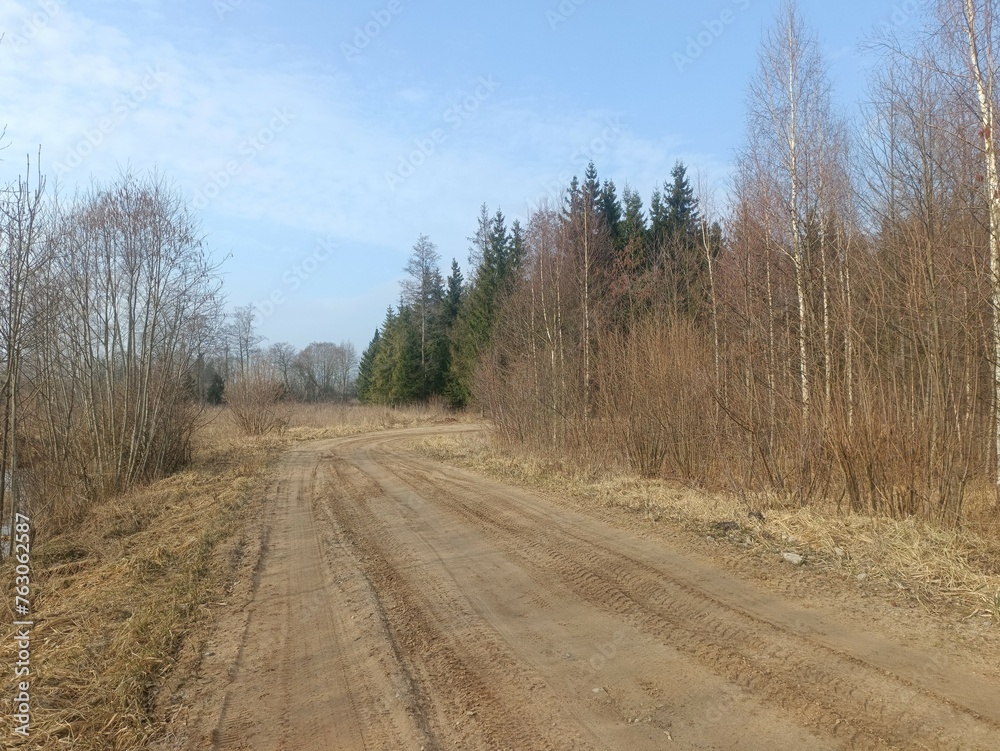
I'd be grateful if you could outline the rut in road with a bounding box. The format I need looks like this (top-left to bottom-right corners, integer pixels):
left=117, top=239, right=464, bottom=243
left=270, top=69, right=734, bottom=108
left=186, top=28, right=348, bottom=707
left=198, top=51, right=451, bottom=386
left=207, top=426, right=1000, bottom=750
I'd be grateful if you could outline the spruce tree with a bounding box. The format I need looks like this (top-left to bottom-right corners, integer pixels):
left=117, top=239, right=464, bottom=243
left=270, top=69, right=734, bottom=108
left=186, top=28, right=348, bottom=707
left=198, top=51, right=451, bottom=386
left=582, top=161, right=601, bottom=218
left=444, top=258, right=464, bottom=326
left=356, top=328, right=381, bottom=403
left=665, top=161, right=699, bottom=238
left=369, top=307, right=401, bottom=404
left=664, top=161, right=706, bottom=319
left=447, top=207, right=522, bottom=407
left=599, top=178, right=623, bottom=248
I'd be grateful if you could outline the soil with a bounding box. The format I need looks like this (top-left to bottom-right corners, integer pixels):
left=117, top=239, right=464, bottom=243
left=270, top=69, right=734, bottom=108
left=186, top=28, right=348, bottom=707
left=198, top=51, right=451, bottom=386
left=153, top=425, right=1000, bottom=750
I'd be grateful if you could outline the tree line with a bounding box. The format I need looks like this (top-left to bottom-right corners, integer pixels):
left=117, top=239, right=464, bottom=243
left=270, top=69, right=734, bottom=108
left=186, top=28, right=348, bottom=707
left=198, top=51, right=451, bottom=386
left=194, top=304, right=357, bottom=406
left=356, top=161, right=713, bottom=409
left=0, top=166, right=357, bottom=553
left=361, top=0, right=1000, bottom=525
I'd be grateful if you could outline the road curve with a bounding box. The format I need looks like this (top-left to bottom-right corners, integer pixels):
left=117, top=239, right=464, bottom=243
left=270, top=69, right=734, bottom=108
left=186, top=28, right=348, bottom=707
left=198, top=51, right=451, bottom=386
left=201, top=425, right=1000, bottom=751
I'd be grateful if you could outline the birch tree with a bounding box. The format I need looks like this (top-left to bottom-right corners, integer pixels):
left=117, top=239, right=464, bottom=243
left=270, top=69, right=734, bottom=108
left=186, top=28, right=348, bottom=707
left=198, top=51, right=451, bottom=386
left=0, top=158, right=46, bottom=554
left=946, top=0, right=1000, bottom=502
left=741, top=1, right=837, bottom=436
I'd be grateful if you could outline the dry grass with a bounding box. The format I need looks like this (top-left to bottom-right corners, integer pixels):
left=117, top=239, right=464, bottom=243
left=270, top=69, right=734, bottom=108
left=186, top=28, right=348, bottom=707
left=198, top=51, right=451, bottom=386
left=281, top=401, right=465, bottom=441
left=0, top=412, right=282, bottom=750
left=415, top=432, right=1000, bottom=623
left=0, top=402, right=454, bottom=749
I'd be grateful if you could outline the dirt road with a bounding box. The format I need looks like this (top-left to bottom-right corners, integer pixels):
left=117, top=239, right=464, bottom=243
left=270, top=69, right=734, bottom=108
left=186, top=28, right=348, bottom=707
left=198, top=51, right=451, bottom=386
left=180, top=426, right=1000, bottom=750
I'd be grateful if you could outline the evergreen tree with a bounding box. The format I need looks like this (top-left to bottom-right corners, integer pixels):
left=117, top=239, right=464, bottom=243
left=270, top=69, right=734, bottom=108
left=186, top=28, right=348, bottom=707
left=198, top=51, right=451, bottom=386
left=648, top=186, right=668, bottom=248
left=387, top=306, right=423, bottom=405
left=599, top=178, right=623, bottom=248
left=563, top=175, right=582, bottom=222
left=444, top=258, right=464, bottom=326
left=367, top=307, right=399, bottom=404
left=663, top=161, right=706, bottom=318
left=356, top=328, right=381, bottom=403
left=488, top=208, right=510, bottom=283
left=506, top=220, right=525, bottom=280
left=582, top=161, right=601, bottom=218
left=621, top=185, right=646, bottom=250
left=448, top=207, right=522, bottom=407
left=665, top=161, right=699, bottom=239
left=206, top=372, right=225, bottom=405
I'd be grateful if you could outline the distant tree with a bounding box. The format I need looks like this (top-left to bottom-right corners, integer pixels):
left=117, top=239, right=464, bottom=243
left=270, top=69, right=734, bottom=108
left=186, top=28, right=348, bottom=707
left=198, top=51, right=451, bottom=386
left=401, top=234, right=444, bottom=395
left=582, top=161, right=601, bottom=218
left=268, top=342, right=297, bottom=389
left=663, top=161, right=706, bottom=318
left=665, top=161, right=699, bottom=238
left=448, top=207, right=522, bottom=407
left=336, top=340, right=358, bottom=401
left=385, top=307, right=423, bottom=405
left=356, top=329, right=381, bottom=403
left=369, top=308, right=399, bottom=404
left=599, top=178, right=623, bottom=248
left=648, top=186, right=668, bottom=249
left=206, top=373, right=225, bottom=405
left=227, top=304, right=264, bottom=379
left=444, top=258, right=464, bottom=326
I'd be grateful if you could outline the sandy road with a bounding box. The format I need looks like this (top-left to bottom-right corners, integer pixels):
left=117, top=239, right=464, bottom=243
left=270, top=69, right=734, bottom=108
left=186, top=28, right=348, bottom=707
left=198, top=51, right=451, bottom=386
left=196, top=425, right=1000, bottom=750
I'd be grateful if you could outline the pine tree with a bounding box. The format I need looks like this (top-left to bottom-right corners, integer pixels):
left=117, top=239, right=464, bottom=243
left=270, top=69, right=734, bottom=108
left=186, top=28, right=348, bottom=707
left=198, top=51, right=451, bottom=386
left=447, top=207, right=522, bottom=407
left=444, top=258, right=464, bottom=326
left=599, top=178, right=623, bottom=248
left=356, top=328, right=381, bottom=403
left=665, top=161, right=700, bottom=239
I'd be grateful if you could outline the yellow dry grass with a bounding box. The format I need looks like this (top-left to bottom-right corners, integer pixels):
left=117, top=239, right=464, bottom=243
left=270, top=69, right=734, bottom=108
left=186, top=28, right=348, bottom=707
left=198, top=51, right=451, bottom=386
left=0, top=412, right=282, bottom=750
left=415, top=432, right=1000, bottom=622
left=0, top=402, right=454, bottom=749
left=281, top=401, right=465, bottom=441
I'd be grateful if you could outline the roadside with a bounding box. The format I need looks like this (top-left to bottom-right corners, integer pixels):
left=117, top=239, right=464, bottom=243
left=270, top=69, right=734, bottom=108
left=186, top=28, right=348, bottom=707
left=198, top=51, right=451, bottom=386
left=413, top=432, right=1000, bottom=670
left=0, top=404, right=456, bottom=750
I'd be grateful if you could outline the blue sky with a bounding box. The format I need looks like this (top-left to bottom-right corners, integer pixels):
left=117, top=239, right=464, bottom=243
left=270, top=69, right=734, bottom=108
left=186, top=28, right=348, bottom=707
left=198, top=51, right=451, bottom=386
left=0, top=0, right=921, bottom=351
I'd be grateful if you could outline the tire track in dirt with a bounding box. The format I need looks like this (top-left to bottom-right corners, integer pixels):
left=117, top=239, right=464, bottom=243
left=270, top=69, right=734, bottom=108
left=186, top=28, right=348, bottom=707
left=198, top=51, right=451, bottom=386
left=207, top=440, right=428, bottom=751
left=190, top=426, right=1000, bottom=750
left=346, top=431, right=1000, bottom=750
left=328, top=430, right=838, bottom=749
left=319, top=448, right=603, bottom=750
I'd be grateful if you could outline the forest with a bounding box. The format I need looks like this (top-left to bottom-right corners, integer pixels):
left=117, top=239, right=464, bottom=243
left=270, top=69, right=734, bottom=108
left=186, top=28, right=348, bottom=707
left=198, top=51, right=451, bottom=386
left=359, top=1, right=1000, bottom=526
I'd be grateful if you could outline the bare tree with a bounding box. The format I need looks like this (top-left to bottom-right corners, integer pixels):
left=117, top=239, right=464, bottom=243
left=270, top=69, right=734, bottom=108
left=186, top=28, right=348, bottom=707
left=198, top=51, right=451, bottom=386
left=938, top=0, right=1000, bottom=502
left=268, top=341, right=296, bottom=390
left=33, top=171, right=222, bottom=503
left=401, top=235, right=442, bottom=392
left=227, top=304, right=264, bottom=380
left=742, top=1, right=836, bottom=432
left=0, top=155, right=46, bottom=554
left=336, top=340, right=357, bottom=401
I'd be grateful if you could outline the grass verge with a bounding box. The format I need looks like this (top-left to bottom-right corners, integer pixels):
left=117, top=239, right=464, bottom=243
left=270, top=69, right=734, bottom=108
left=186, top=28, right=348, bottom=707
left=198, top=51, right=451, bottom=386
left=0, top=403, right=455, bottom=749
left=0, top=415, right=283, bottom=749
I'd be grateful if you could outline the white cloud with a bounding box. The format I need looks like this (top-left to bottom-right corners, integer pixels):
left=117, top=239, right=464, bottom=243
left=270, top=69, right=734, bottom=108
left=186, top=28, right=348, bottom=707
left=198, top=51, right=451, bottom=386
left=0, top=0, right=732, bottom=346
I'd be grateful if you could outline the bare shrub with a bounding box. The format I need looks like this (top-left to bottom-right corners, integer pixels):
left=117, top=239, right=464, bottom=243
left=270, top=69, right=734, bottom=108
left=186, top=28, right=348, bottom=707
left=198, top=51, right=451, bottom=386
left=226, top=374, right=289, bottom=436
left=600, top=319, right=717, bottom=480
